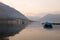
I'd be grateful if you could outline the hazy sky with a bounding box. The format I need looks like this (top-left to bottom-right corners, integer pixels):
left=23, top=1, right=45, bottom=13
left=0, top=0, right=60, bottom=21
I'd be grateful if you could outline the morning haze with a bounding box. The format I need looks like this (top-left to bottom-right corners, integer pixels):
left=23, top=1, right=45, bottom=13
left=0, top=0, right=60, bottom=21
left=0, top=0, right=60, bottom=40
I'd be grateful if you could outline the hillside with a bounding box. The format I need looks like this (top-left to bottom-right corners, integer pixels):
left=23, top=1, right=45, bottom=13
left=0, top=2, right=29, bottom=20
left=40, top=14, right=60, bottom=23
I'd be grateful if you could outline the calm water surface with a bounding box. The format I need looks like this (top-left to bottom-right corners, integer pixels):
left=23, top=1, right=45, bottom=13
left=9, top=22, right=60, bottom=40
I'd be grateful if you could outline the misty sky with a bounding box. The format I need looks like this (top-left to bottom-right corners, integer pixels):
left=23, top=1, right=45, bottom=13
left=0, top=0, right=60, bottom=21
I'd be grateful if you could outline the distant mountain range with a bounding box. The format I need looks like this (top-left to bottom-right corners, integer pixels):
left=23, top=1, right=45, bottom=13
left=40, top=13, right=60, bottom=23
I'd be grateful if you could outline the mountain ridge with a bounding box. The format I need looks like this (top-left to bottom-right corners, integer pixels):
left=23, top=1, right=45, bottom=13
left=0, top=2, right=29, bottom=20
left=40, top=13, right=60, bottom=23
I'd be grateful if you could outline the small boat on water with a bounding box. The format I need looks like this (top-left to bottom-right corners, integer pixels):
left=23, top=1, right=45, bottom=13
left=42, top=22, right=53, bottom=29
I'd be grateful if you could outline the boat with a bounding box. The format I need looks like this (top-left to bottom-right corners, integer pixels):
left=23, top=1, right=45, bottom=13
left=42, top=22, right=53, bottom=29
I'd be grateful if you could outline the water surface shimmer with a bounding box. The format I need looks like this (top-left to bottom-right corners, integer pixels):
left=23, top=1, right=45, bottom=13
left=9, top=22, right=60, bottom=40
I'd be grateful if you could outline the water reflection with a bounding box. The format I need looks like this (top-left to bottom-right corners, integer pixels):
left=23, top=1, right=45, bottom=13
left=0, top=24, right=28, bottom=40
left=9, top=22, right=60, bottom=40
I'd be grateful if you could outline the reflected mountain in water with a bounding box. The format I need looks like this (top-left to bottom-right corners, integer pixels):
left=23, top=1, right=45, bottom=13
left=0, top=24, right=28, bottom=40
left=0, top=24, right=28, bottom=37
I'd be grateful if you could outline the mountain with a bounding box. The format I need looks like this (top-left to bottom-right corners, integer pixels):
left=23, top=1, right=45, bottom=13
left=0, top=2, right=30, bottom=38
left=0, top=2, right=29, bottom=20
left=40, top=13, right=60, bottom=23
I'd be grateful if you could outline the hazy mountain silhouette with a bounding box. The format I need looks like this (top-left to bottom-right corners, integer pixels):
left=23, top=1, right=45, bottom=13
left=40, top=13, right=60, bottom=23
left=0, top=2, right=29, bottom=20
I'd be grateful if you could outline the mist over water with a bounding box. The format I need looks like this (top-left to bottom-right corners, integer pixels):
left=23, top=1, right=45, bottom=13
left=9, top=22, right=60, bottom=40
